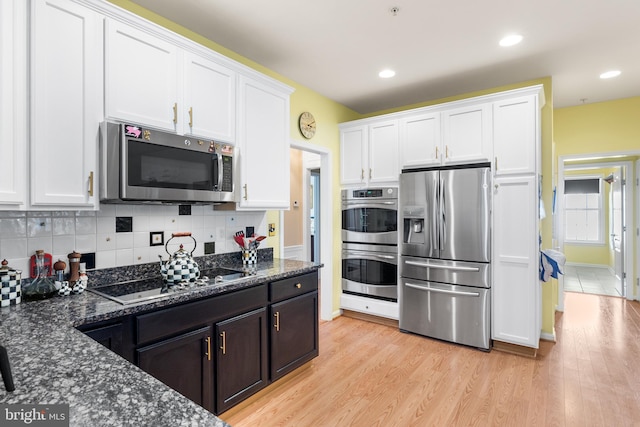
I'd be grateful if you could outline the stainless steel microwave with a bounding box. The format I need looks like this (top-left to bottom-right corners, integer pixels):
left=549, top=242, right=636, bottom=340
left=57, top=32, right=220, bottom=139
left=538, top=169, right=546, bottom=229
left=99, top=121, right=235, bottom=204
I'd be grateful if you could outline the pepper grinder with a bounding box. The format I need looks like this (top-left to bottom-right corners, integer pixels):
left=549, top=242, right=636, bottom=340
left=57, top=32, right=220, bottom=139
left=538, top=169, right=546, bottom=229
left=53, top=259, right=67, bottom=282
left=67, top=251, right=81, bottom=286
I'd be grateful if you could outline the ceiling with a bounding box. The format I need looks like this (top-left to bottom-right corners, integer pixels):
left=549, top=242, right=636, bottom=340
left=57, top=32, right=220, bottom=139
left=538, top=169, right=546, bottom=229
left=129, top=0, right=640, bottom=115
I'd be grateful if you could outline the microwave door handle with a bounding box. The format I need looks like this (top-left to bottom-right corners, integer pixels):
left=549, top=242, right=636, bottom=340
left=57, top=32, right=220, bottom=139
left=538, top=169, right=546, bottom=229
left=217, top=154, right=223, bottom=190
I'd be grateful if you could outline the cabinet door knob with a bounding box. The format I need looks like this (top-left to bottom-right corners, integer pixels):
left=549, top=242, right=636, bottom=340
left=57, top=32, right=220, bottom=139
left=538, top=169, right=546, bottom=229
left=295, top=283, right=301, bottom=289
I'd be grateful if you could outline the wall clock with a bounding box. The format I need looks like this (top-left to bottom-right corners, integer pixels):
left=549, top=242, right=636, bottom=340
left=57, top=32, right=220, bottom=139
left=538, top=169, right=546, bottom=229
left=299, top=112, right=316, bottom=139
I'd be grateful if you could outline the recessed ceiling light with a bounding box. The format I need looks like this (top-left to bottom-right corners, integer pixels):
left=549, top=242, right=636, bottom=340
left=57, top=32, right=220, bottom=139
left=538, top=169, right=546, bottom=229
left=599, top=70, right=621, bottom=79
left=499, top=34, right=523, bottom=47
left=379, top=69, right=396, bottom=78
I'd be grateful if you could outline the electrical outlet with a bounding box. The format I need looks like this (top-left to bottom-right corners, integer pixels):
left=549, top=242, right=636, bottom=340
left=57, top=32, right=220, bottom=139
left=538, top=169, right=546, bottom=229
left=268, top=223, right=276, bottom=237
left=178, top=205, right=192, bottom=215
left=204, top=242, right=215, bottom=255
left=246, top=226, right=255, bottom=237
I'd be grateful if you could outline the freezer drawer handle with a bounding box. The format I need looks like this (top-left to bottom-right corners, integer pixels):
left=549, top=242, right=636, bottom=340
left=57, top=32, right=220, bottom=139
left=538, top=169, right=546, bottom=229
left=405, top=260, right=480, bottom=272
left=405, top=282, right=480, bottom=297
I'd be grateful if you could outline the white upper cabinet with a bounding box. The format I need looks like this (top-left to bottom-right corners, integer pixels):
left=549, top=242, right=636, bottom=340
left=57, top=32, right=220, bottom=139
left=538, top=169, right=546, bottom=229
left=105, top=20, right=237, bottom=142
left=368, top=120, right=399, bottom=184
left=236, top=75, right=292, bottom=209
left=183, top=52, right=236, bottom=142
left=105, top=19, right=180, bottom=132
left=30, top=0, right=102, bottom=208
left=400, top=112, right=441, bottom=169
left=340, top=120, right=399, bottom=186
left=0, top=0, right=27, bottom=209
left=493, top=94, right=538, bottom=176
left=441, top=103, right=492, bottom=165
left=340, top=125, right=367, bottom=185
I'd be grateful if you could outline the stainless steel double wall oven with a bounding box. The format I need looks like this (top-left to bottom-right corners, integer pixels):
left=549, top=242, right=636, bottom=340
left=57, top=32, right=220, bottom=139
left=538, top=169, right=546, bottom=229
left=341, top=188, right=398, bottom=301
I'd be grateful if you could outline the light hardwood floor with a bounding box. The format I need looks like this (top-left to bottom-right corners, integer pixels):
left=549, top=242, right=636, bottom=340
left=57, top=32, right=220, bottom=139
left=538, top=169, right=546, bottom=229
left=223, top=292, right=640, bottom=427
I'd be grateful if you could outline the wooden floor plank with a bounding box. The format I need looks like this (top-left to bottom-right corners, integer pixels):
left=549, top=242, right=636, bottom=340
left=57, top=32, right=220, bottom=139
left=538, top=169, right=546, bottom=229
left=223, top=293, right=640, bottom=427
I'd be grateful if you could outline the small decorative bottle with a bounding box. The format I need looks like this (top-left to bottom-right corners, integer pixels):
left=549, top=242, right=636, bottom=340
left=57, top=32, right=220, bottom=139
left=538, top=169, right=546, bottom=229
left=22, top=250, right=57, bottom=301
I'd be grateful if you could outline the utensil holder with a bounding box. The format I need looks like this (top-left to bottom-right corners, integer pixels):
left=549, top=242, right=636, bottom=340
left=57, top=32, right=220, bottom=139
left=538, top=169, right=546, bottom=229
left=241, top=248, right=257, bottom=265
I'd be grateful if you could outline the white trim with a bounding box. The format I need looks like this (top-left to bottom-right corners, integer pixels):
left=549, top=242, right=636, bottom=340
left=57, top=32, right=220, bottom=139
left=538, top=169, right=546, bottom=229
left=558, top=152, right=640, bottom=309
left=283, top=245, right=304, bottom=260
left=288, top=139, right=334, bottom=322
left=540, top=331, right=556, bottom=342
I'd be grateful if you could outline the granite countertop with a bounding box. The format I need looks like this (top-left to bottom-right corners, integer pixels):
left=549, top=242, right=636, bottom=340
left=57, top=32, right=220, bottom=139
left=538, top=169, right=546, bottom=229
left=0, top=258, right=322, bottom=426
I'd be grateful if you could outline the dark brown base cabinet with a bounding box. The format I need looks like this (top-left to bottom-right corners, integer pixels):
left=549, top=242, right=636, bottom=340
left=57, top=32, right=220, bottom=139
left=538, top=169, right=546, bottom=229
left=79, top=270, right=319, bottom=415
left=270, top=291, right=318, bottom=381
left=216, top=308, right=268, bottom=413
left=138, top=326, right=214, bottom=411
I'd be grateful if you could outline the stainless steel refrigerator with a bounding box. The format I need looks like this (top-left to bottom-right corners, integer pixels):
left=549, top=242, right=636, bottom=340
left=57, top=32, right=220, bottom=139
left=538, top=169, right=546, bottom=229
left=399, top=164, right=491, bottom=350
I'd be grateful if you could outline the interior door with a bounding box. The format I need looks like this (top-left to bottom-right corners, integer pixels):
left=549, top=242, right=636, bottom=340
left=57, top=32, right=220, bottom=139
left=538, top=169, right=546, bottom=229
left=610, top=167, right=624, bottom=294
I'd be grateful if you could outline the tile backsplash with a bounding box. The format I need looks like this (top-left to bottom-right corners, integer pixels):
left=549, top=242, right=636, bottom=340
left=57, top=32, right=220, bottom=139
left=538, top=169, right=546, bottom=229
left=0, top=205, right=267, bottom=276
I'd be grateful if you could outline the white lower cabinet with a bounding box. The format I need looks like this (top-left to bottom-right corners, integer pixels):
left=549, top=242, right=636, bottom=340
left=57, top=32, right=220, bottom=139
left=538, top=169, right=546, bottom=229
left=340, top=293, right=399, bottom=320
left=236, top=75, right=293, bottom=209
left=0, top=0, right=27, bottom=208
left=30, top=0, right=102, bottom=208
left=492, top=175, right=540, bottom=348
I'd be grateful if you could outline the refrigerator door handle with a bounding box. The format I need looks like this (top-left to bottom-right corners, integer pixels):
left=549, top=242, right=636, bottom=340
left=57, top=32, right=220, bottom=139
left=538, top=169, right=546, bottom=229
left=405, top=260, right=480, bottom=272
left=431, top=177, right=439, bottom=252
left=439, top=177, right=446, bottom=251
left=405, top=282, right=480, bottom=297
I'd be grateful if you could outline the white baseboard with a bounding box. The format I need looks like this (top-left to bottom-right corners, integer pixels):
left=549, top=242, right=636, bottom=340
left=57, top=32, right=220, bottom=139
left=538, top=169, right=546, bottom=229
left=540, top=330, right=556, bottom=342
left=283, top=244, right=304, bottom=260
left=565, top=262, right=610, bottom=269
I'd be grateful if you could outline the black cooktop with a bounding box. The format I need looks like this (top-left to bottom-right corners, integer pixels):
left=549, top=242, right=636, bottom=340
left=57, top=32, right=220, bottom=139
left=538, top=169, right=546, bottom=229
left=88, top=267, right=251, bottom=305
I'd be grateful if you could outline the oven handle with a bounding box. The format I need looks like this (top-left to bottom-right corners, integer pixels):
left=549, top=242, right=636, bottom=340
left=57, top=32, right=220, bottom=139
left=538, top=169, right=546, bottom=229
left=342, top=201, right=396, bottom=205
left=405, top=260, right=479, bottom=272
left=405, top=282, right=480, bottom=297
left=344, top=250, right=397, bottom=261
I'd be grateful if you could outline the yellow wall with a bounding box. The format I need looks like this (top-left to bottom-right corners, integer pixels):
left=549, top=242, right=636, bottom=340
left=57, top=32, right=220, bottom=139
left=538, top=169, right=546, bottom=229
left=284, top=149, right=303, bottom=246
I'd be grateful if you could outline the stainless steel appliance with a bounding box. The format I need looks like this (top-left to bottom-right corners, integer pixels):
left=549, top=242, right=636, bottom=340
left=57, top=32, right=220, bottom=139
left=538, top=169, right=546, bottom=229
left=100, top=121, right=235, bottom=204
left=399, top=164, right=491, bottom=350
left=341, top=188, right=398, bottom=301
left=341, top=188, right=398, bottom=245
left=88, top=267, right=251, bottom=305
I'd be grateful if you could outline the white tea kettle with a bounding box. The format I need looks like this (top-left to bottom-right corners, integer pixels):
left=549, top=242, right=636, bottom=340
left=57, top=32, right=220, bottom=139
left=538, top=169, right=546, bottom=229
left=158, top=232, right=200, bottom=284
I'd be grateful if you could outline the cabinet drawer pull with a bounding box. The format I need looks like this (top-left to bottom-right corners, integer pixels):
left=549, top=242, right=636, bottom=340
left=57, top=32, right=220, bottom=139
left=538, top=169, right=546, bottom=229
left=88, top=171, right=94, bottom=197
left=243, top=184, right=248, bottom=200
left=189, top=106, right=193, bottom=128
left=445, top=145, right=449, bottom=158
left=173, top=102, right=178, bottom=124
left=274, top=312, right=280, bottom=332
left=361, top=169, right=364, bottom=180
left=295, top=283, right=301, bottom=289
left=435, top=146, right=439, bottom=159
left=220, top=331, right=226, bottom=355
left=205, top=336, right=211, bottom=361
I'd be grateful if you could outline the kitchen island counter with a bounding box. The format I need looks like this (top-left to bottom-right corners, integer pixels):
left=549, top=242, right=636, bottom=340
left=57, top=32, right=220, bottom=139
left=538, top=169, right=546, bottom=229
left=0, top=258, right=322, bottom=426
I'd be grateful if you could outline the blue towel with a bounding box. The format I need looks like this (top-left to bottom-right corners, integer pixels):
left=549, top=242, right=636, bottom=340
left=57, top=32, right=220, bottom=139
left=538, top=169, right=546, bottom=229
left=539, top=250, right=565, bottom=282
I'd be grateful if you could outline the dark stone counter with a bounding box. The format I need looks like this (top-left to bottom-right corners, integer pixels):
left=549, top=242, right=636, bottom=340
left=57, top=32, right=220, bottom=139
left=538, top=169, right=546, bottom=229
left=0, top=257, right=322, bottom=426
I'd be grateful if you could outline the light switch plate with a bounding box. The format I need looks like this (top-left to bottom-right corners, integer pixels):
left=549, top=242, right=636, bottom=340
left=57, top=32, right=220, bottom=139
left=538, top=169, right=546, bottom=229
left=268, top=223, right=276, bottom=237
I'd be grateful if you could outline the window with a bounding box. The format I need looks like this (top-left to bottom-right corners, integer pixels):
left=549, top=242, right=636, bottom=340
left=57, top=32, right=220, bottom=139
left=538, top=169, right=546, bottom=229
left=564, top=177, right=603, bottom=243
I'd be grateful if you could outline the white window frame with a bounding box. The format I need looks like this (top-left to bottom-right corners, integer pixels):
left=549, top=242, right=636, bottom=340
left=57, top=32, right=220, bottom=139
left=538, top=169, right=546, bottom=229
left=563, top=174, right=604, bottom=245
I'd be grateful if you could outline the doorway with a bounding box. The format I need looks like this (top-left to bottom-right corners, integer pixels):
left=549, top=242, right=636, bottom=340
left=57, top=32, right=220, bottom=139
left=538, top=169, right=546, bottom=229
left=556, top=154, right=638, bottom=311
left=282, top=140, right=333, bottom=321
